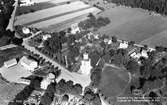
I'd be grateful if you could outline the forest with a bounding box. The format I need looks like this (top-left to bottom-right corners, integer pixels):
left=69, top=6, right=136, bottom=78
left=0, top=0, right=15, bottom=46
left=106, top=0, right=167, bottom=15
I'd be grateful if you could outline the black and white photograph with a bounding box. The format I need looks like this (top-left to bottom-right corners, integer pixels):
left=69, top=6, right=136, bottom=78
left=0, top=0, right=167, bottom=105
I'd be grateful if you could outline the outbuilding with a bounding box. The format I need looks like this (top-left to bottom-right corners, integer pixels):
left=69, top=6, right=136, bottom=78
left=4, top=59, right=17, bottom=68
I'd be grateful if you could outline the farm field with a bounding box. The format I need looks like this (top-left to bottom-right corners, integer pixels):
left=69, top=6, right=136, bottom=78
left=30, top=7, right=100, bottom=29
left=96, top=4, right=167, bottom=46
left=17, top=0, right=79, bottom=16
left=32, top=0, right=74, bottom=4
left=16, top=2, right=57, bottom=16
left=140, top=30, right=167, bottom=48
left=15, top=1, right=90, bottom=26
left=99, top=64, right=130, bottom=101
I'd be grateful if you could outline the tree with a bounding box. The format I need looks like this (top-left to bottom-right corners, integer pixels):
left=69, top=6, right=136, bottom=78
left=12, top=37, right=23, bottom=45
left=59, top=31, right=67, bottom=43
left=62, top=94, right=69, bottom=102
left=89, top=51, right=101, bottom=68
left=92, top=94, right=101, bottom=105
left=126, top=59, right=140, bottom=74
left=71, top=83, right=83, bottom=95
left=43, top=34, right=62, bottom=54
left=40, top=92, right=54, bottom=105
left=111, top=49, right=129, bottom=66
left=56, top=79, right=67, bottom=95
left=40, top=83, right=56, bottom=105
left=129, top=41, right=135, bottom=46
left=105, top=0, right=167, bottom=16
left=111, top=36, right=117, bottom=43
left=155, top=46, right=165, bottom=52
left=90, top=68, right=102, bottom=88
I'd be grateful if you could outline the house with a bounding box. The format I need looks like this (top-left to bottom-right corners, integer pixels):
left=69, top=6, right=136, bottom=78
left=20, top=0, right=34, bottom=6
left=42, top=34, right=51, bottom=41
left=40, top=73, right=55, bottom=90
left=141, top=49, right=148, bottom=58
left=79, top=53, right=92, bottom=75
left=24, top=90, right=44, bottom=105
left=130, top=49, right=149, bottom=59
left=71, top=23, right=80, bottom=34
left=18, top=78, right=31, bottom=85
left=108, top=40, right=112, bottom=44
left=119, top=41, right=128, bottom=49
left=4, top=59, right=17, bottom=68
left=22, top=27, right=30, bottom=34
left=20, top=56, right=38, bottom=72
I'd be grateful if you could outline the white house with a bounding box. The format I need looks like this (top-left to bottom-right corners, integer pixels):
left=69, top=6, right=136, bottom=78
left=22, top=27, right=30, bottom=34
left=141, top=49, right=148, bottom=58
left=18, top=78, right=31, bottom=85
left=130, top=50, right=148, bottom=59
left=20, top=0, right=34, bottom=6
left=79, top=53, right=92, bottom=75
left=108, top=40, right=112, bottom=44
left=4, top=59, right=17, bottom=68
left=119, top=41, right=129, bottom=49
left=40, top=73, right=55, bottom=90
left=20, top=56, right=38, bottom=72
left=42, top=34, right=51, bottom=41
left=71, top=23, right=80, bottom=34
left=104, top=38, right=109, bottom=43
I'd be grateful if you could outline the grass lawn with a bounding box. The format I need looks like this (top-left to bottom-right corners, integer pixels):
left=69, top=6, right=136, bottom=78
left=99, top=64, right=130, bottom=99
left=0, top=76, right=26, bottom=105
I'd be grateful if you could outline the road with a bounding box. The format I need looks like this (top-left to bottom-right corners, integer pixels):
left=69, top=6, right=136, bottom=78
left=22, top=36, right=91, bottom=89
left=6, top=0, right=19, bottom=31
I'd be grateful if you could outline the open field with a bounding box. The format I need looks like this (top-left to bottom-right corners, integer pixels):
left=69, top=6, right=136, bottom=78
left=15, top=1, right=90, bottom=25
left=99, top=64, right=130, bottom=99
left=140, top=30, right=167, bottom=48
left=96, top=4, right=167, bottom=46
left=0, top=76, right=26, bottom=105
left=30, top=7, right=100, bottom=29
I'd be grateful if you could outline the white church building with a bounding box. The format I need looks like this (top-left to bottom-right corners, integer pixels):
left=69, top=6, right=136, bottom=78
left=40, top=73, right=55, bottom=90
left=79, top=53, right=92, bottom=75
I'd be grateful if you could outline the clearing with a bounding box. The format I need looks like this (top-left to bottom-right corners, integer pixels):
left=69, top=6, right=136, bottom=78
left=96, top=3, right=167, bottom=47
left=99, top=64, right=130, bottom=100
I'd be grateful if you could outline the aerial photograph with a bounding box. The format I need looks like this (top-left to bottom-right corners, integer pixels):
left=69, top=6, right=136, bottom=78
left=0, top=0, right=167, bottom=105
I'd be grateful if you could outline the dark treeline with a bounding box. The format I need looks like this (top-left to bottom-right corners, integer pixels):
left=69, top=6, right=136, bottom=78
left=0, top=0, right=17, bottom=46
left=107, top=0, right=167, bottom=15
